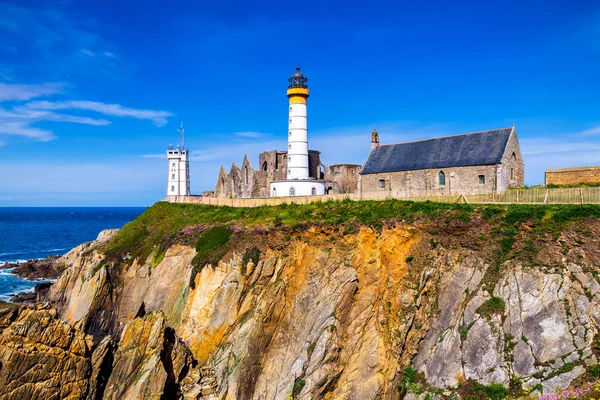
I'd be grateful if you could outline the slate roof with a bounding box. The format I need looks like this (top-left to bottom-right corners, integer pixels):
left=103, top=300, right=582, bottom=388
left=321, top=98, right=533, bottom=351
left=360, top=128, right=513, bottom=175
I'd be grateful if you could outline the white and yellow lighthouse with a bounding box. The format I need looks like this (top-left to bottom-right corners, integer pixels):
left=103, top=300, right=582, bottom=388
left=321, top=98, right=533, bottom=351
left=270, top=66, right=325, bottom=197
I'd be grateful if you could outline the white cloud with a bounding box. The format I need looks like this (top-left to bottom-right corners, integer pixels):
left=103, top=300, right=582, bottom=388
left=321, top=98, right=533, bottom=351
left=234, top=131, right=263, bottom=138
left=26, top=100, right=173, bottom=126
left=6, top=107, right=111, bottom=126
left=520, top=138, right=600, bottom=155
left=0, top=82, right=64, bottom=102
left=80, top=49, right=95, bottom=57
left=0, top=121, right=55, bottom=141
left=580, top=126, right=600, bottom=136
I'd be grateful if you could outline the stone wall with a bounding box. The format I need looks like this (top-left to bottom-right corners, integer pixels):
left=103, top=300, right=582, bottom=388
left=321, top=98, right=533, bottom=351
left=325, top=164, right=362, bottom=194
left=546, top=166, right=600, bottom=186
left=497, top=130, right=525, bottom=192
left=360, top=164, right=500, bottom=197
left=215, top=150, right=323, bottom=198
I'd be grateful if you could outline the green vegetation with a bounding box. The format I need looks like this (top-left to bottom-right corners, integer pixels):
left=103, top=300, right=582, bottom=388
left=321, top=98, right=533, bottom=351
left=242, top=247, right=261, bottom=266
left=101, top=201, right=600, bottom=284
left=307, top=342, right=316, bottom=356
left=546, top=182, right=600, bottom=188
left=189, top=226, right=233, bottom=288
left=459, top=322, right=475, bottom=340
left=151, top=243, right=166, bottom=268
left=468, top=382, right=509, bottom=400
left=291, top=378, right=305, bottom=398
left=475, top=297, right=505, bottom=320
left=587, top=364, right=600, bottom=377
left=405, top=256, right=414, bottom=264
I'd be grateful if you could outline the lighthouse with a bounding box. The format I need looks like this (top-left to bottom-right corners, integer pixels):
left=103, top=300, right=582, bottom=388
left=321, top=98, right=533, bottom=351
left=287, top=66, right=310, bottom=180
left=166, top=122, right=190, bottom=199
left=270, top=67, right=325, bottom=197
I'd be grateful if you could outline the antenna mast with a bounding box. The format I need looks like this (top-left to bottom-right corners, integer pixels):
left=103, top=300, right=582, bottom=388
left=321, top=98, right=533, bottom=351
left=177, top=121, right=185, bottom=149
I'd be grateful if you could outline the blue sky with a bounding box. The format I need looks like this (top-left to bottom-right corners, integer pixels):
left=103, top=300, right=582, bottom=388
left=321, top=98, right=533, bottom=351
left=0, top=0, right=599, bottom=206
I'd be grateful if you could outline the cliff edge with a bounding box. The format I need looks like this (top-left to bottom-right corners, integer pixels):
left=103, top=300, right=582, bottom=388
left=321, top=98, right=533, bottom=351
left=2, top=201, right=600, bottom=399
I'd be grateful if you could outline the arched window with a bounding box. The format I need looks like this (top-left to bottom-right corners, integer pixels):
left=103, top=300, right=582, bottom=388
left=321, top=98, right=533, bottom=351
left=438, top=171, right=446, bottom=186
left=221, top=177, right=225, bottom=187
left=272, top=187, right=277, bottom=196
left=510, top=152, right=517, bottom=180
left=262, top=161, right=267, bottom=171
left=289, top=186, right=295, bottom=196
left=311, top=187, right=317, bottom=195
left=245, top=167, right=248, bottom=184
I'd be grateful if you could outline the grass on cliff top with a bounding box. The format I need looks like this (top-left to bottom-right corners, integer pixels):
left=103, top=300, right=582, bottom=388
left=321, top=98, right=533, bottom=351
left=103, top=199, right=600, bottom=266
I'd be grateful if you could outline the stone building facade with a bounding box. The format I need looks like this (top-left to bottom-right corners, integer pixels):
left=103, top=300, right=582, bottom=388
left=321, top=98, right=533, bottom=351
left=360, top=127, right=524, bottom=196
left=545, top=166, right=600, bottom=186
left=209, top=150, right=361, bottom=198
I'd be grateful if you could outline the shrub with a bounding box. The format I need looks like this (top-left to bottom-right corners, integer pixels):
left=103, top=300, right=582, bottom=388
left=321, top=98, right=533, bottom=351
left=476, top=297, right=505, bottom=319
left=189, top=226, right=233, bottom=288
left=472, top=382, right=508, bottom=400
left=242, top=247, right=261, bottom=266
left=292, top=379, right=305, bottom=398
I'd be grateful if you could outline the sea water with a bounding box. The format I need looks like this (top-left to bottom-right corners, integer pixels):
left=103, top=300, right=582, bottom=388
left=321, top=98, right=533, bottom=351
left=0, top=207, right=145, bottom=300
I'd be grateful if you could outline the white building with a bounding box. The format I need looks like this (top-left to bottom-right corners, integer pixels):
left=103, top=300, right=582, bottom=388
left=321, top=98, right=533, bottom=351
left=166, top=123, right=190, bottom=198
left=270, top=67, right=326, bottom=197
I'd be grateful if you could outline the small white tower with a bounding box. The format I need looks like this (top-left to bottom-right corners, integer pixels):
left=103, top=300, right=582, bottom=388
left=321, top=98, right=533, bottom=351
left=166, top=122, right=190, bottom=198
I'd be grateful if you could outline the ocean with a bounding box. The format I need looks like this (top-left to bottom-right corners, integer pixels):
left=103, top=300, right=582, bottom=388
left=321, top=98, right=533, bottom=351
left=0, top=207, right=145, bottom=301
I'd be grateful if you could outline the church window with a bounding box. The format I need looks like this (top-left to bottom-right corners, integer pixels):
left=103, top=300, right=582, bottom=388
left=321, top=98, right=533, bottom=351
left=289, top=187, right=295, bottom=196
left=378, top=179, right=385, bottom=189
left=478, top=175, right=485, bottom=185
left=245, top=167, right=248, bottom=184
left=510, top=168, right=514, bottom=180
left=438, top=171, right=446, bottom=186
left=289, top=131, right=292, bottom=136
left=171, top=173, right=175, bottom=180
left=289, top=144, right=292, bottom=149
left=171, top=163, right=176, bottom=170
left=171, top=186, right=175, bottom=192
left=311, top=187, right=317, bottom=195
left=272, top=187, right=277, bottom=196
left=262, top=161, right=267, bottom=171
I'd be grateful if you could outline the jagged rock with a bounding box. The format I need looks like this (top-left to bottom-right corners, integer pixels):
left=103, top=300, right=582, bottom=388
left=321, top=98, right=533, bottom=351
left=96, top=229, right=120, bottom=243
left=19, top=217, right=599, bottom=399
left=0, top=302, right=93, bottom=400
left=542, top=365, right=586, bottom=394
left=462, top=318, right=508, bottom=384
left=103, top=310, right=194, bottom=400
left=513, top=340, right=536, bottom=376
left=86, top=336, right=115, bottom=400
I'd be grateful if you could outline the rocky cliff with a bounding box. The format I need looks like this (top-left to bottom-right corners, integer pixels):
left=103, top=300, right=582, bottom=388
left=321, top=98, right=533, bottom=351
left=1, top=201, right=600, bottom=399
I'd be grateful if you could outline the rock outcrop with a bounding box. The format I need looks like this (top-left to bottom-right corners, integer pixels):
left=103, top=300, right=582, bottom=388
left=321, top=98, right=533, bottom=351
left=3, top=207, right=600, bottom=399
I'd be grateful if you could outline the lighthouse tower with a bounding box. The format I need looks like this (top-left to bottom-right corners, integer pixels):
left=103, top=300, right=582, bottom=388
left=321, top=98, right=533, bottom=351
left=166, top=122, right=190, bottom=199
left=287, top=66, right=310, bottom=180
left=270, top=67, right=325, bottom=197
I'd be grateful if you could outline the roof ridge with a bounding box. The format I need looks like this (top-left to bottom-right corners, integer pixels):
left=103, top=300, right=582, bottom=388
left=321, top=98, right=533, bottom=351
left=377, top=127, right=513, bottom=148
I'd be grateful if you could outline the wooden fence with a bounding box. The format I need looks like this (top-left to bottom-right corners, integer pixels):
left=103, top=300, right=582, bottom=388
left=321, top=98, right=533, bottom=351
left=165, top=187, right=600, bottom=208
